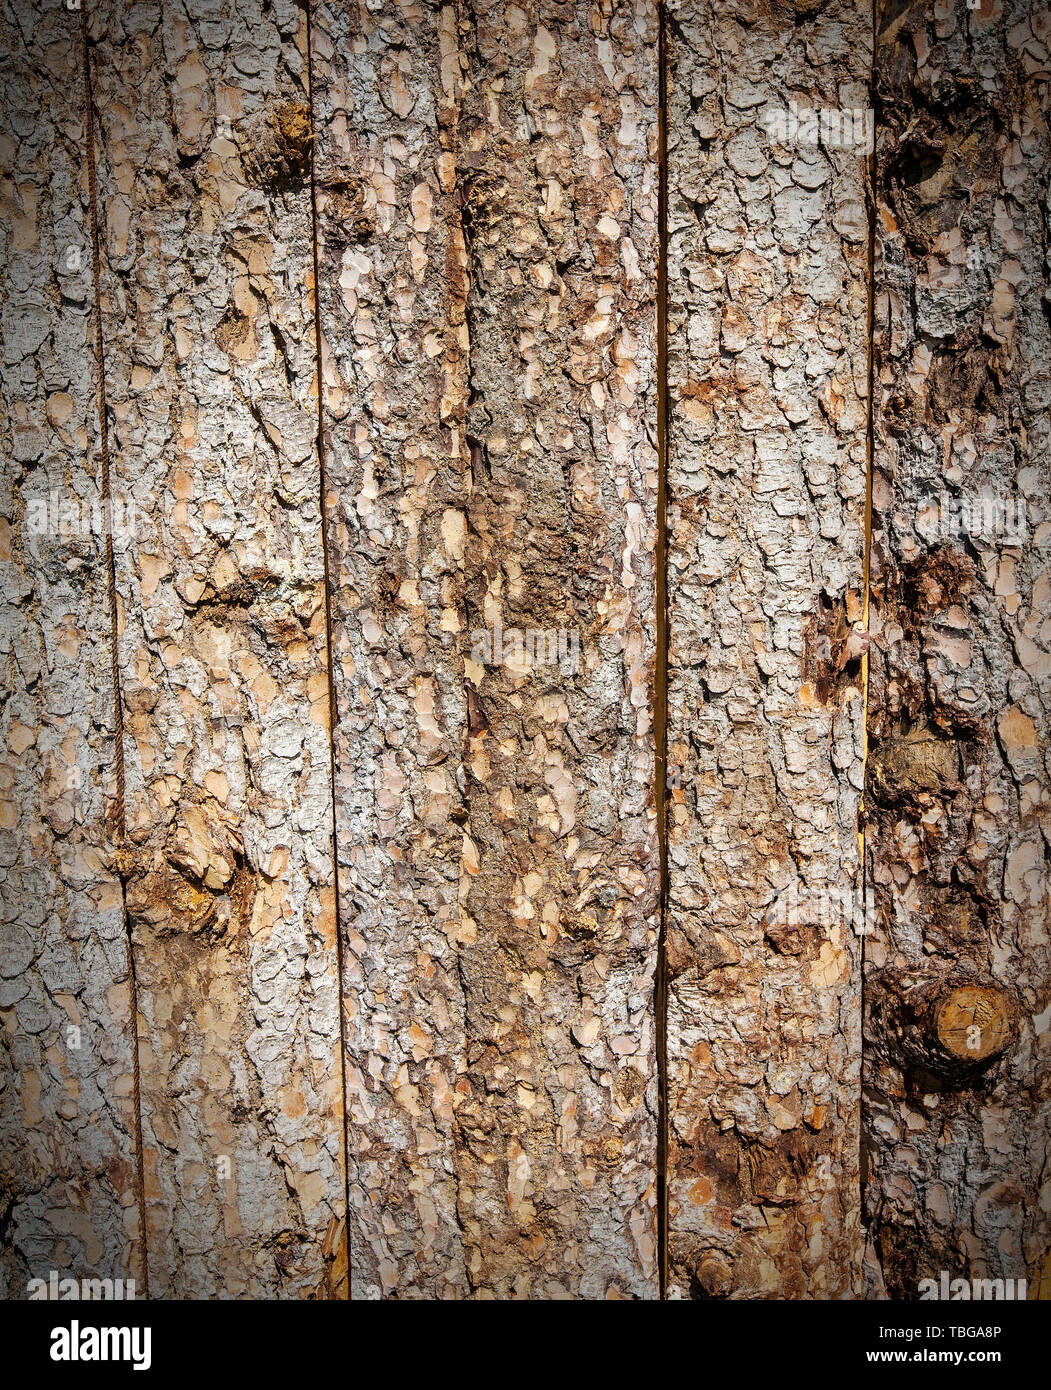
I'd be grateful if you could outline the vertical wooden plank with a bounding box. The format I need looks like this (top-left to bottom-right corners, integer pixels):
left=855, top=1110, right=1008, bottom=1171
left=311, top=0, right=472, bottom=1300
left=456, top=0, right=660, bottom=1299
left=316, top=0, right=660, bottom=1298
left=89, top=0, right=346, bottom=1297
left=0, top=0, right=140, bottom=1295
left=665, top=0, right=872, bottom=1297
left=865, top=0, right=1051, bottom=1300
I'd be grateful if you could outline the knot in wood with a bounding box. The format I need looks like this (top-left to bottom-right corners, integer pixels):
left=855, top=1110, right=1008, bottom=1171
left=934, top=985, right=1010, bottom=1061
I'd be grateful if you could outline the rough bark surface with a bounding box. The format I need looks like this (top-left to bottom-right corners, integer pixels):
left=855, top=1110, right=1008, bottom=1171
left=864, top=0, right=1051, bottom=1301
left=665, top=0, right=871, bottom=1299
left=311, top=0, right=471, bottom=1300
left=4, top=0, right=1049, bottom=1308
left=455, top=0, right=660, bottom=1299
left=315, top=0, right=660, bottom=1299
left=88, top=0, right=346, bottom=1297
left=0, top=0, right=140, bottom=1297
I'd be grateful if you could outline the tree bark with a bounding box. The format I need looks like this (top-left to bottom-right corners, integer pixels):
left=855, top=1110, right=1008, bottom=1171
left=864, top=0, right=1051, bottom=1302
left=317, top=0, right=660, bottom=1300
left=88, top=0, right=346, bottom=1297
left=455, top=0, right=660, bottom=1299
left=312, top=0, right=472, bottom=1300
left=2, top=0, right=1048, bottom=1307
left=665, top=0, right=872, bottom=1299
left=0, top=0, right=140, bottom=1297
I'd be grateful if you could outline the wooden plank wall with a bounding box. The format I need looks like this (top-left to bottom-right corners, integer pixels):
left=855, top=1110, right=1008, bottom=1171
left=0, top=0, right=1047, bottom=1302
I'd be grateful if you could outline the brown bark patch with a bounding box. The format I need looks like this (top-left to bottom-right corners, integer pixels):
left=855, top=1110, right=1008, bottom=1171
left=243, top=101, right=312, bottom=192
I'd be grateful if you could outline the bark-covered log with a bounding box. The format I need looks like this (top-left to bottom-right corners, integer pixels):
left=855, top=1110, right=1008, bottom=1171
left=665, top=0, right=872, bottom=1299
left=455, top=0, right=660, bottom=1299
left=88, top=0, right=346, bottom=1298
left=864, top=0, right=1051, bottom=1301
left=316, top=0, right=660, bottom=1299
left=312, top=0, right=472, bottom=1300
left=0, top=0, right=140, bottom=1297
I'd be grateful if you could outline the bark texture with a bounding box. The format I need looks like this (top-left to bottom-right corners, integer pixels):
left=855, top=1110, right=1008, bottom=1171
left=315, top=0, right=660, bottom=1299
left=3, top=0, right=1049, bottom=1307
left=455, top=0, right=660, bottom=1299
left=864, top=0, right=1051, bottom=1301
left=312, top=0, right=472, bottom=1300
left=665, top=0, right=872, bottom=1299
left=0, top=0, right=140, bottom=1296
left=88, top=0, right=346, bottom=1297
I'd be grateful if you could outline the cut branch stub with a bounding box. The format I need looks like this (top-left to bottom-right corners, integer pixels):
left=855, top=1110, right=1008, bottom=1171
left=934, top=985, right=1011, bottom=1064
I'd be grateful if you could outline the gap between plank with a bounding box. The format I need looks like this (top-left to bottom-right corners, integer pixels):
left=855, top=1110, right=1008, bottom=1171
left=655, top=0, right=671, bottom=1303
left=79, top=8, right=150, bottom=1300
left=858, top=0, right=879, bottom=1288
left=305, top=0, right=354, bottom=1303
